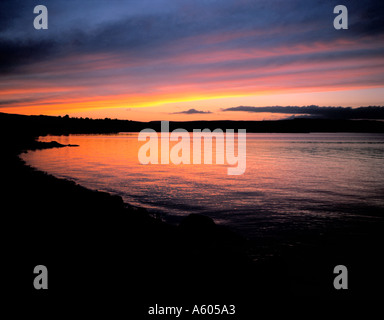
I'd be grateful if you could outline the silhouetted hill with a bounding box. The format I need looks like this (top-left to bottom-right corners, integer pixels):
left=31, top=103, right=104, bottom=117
left=1, top=112, right=384, bottom=143
left=150, top=118, right=384, bottom=133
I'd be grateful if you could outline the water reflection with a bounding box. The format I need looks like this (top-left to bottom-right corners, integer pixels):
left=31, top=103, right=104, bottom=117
left=21, top=132, right=384, bottom=237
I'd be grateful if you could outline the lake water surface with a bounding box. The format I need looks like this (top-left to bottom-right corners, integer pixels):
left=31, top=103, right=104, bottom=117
left=21, top=132, right=384, bottom=239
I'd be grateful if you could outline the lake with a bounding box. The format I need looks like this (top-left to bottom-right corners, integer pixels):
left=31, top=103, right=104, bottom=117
left=21, top=132, right=384, bottom=240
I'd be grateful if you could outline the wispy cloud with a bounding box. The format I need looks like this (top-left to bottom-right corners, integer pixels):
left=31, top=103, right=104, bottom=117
left=222, top=106, right=384, bottom=119
left=172, top=108, right=212, bottom=114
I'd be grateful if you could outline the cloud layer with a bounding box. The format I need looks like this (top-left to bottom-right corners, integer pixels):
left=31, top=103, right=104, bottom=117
left=222, top=105, right=384, bottom=119
left=0, top=0, right=383, bottom=116
left=172, top=108, right=212, bottom=115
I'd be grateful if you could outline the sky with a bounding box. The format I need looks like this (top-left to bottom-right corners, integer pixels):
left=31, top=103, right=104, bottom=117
left=0, top=0, right=383, bottom=121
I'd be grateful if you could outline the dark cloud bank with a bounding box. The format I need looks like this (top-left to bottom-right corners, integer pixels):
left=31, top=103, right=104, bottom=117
left=172, top=108, right=212, bottom=115
left=1, top=0, right=383, bottom=73
left=222, top=106, right=384, bottom=120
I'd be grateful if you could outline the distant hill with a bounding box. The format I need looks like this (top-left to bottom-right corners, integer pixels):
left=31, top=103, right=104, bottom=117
left=1, top=112, right=384, bottom=139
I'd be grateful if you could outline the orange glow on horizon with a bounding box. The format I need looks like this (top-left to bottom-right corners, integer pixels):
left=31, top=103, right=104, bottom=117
left=2, top=81, right=383, bottom=121
left=1, top=34, right=383, bottom=120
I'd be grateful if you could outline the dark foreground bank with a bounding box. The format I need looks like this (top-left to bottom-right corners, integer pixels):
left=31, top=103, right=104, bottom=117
left=3, top=139, right=256, bottom=306
left=1, top=113, right=384, bottom=316
left=1, top=113, right=260, bottom=317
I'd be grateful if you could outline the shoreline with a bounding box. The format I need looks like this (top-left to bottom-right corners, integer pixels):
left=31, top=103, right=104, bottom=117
left=4, top=134, right=258, bottom=303
left=2, top=112, right=384, bottom=302
left=12, top=137, right=384, bottom=300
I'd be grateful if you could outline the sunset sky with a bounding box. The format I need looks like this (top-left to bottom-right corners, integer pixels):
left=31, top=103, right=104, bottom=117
left=0, top=0, right=383, bottom=121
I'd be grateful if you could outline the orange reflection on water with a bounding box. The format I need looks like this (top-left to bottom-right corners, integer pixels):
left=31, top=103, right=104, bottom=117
left=22, top=132, right=384, bottom=236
